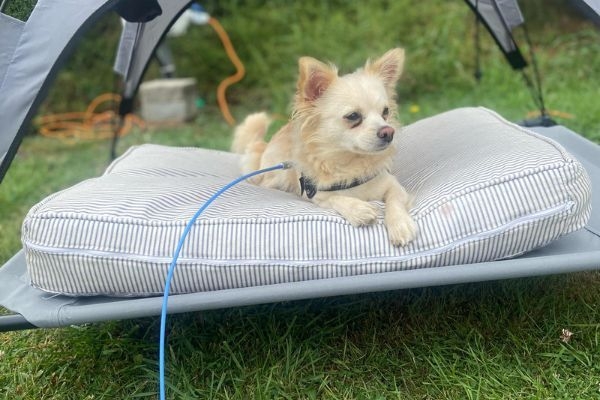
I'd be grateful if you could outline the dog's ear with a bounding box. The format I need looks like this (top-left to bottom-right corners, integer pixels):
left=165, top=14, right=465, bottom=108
left=297, top=57, right=337, bottom=103
left=365, top=48, right=405, bottom=89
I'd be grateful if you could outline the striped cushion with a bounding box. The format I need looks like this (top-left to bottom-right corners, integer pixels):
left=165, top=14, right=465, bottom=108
left=22, top=107, right=592, bottom=296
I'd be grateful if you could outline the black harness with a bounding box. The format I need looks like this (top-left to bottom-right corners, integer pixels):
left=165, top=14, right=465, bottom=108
left=299, top=172, right=380, bottom=199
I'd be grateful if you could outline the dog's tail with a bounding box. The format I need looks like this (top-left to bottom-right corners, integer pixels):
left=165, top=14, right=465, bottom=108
left=231, top=112, right=270, bottom=154
left=231, top=112, right=271, bottom=173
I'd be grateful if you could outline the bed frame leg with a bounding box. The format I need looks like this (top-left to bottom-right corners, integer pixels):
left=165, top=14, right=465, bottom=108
left=0, top=314, right=37, bottom=332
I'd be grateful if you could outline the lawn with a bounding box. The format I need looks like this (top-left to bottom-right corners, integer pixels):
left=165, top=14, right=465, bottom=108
left=1, top=1, right=600, bottom=399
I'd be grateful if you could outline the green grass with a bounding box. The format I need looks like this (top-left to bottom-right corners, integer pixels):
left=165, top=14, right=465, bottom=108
left=2, top=276, right=600, bottom=399
left=2, top=0, right=600, bottom=399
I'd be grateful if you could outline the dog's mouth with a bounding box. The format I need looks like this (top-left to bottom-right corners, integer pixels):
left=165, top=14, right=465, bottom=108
left=375, top=138, right=393, bottom=150
left=352, top=140, right=392, bottom=154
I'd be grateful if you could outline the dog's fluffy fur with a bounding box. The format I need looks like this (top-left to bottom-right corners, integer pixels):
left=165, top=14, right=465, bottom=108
left=231, top=48, right=417, bottom=246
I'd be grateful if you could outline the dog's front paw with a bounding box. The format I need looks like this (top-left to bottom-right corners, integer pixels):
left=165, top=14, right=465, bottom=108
left=386, top=215, right=418, bottom=246
left=341, top=200, right=380, bottom=227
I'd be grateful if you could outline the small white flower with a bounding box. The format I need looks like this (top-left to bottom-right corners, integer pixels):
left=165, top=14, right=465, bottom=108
left=560, top=328, right=574, bottom=343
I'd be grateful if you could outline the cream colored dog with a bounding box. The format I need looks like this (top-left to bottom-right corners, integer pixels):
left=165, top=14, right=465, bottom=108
left=231, top=48, right=417, bottom=246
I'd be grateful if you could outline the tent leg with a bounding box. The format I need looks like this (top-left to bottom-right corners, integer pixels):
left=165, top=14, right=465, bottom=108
left=0, top=314, right=37, bottom=332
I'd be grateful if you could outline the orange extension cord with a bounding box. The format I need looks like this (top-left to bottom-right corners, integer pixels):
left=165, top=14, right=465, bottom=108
left=526, top=109, right=574, bottom=120
left=37, top=16, right=244, bottom=140
left=208, top=16, right=245, bottom=126
left=37, top=93, right=145, bottom=140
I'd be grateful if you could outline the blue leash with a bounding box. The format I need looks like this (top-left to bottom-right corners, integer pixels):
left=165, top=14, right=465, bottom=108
left=159, top=162, right=290, bottom=400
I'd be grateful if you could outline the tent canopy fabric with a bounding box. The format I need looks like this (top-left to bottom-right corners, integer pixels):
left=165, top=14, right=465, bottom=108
left=464, top=0, right=527, bottom=69
left=574, top=0, right=600, bottom=26
left=0, top=0, right=118, bottom=182
left=0, top=0, right=193, bottom=182
left=113, top=0, right=192, bottom=115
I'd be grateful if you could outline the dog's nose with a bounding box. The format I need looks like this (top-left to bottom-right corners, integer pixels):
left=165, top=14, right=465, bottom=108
left=377, top=126, right=395, bottom=143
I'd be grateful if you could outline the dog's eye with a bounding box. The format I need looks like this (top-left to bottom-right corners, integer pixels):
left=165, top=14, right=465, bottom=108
left=344, top=111, right=362, bottom=127
left=382, top=107, right=390, bottom=120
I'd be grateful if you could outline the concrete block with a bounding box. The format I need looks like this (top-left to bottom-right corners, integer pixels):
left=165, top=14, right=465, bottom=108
left=139, top=78, right=198, bottom=122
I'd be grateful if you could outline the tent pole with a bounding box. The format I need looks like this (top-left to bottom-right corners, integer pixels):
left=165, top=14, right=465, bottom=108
left=522, top=24, right=547, bottom=116
left=474, top=0, right=482, bottom=81
left=519, top=23, right=556, bottom=127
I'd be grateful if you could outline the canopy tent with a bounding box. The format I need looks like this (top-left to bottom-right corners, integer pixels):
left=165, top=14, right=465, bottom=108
left=0, top=0, right=599, bottom=333
left=0, top=0, right=195, bottom=182
left=113, top=0, right=192, bottom=115
left=465, top=0, right=527, bottom=69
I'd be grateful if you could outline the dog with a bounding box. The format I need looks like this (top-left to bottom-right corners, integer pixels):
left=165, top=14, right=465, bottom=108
left=231, top=48, right=417, bottom=246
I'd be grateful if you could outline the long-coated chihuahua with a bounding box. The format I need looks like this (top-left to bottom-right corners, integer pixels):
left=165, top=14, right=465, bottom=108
left=231, top=48, right=417, bottom=246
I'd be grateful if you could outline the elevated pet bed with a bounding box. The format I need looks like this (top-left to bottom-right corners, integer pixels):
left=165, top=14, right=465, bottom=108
left=1, top=0, right=599, bottom=332
left=16, top=108, right=594, bottom=296
left=2, top=107, right=599, bottom=331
